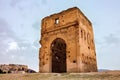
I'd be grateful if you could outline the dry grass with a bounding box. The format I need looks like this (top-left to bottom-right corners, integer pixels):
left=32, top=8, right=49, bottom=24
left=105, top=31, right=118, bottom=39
left=0, top=71, right=120, bottom=80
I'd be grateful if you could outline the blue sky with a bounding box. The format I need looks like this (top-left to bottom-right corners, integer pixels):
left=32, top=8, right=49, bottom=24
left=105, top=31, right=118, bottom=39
left=0, top=0, right=120, bottom=71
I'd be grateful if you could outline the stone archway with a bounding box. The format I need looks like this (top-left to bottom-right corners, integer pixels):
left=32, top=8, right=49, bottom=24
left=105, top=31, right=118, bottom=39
left=51, top=38, right=66, bottom=73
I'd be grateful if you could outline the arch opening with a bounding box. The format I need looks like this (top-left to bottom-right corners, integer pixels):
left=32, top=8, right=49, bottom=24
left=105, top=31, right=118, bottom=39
left=51, top=38, right=66, bottom=73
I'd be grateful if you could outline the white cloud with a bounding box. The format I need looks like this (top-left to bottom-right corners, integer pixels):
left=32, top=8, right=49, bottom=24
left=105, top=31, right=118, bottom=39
left=19, top=56, right=24, bottom=60
left=32, top=45, right=38, bottom=50
left=21, top=46, right=27, bottom=50
left=7, top=41, right=20, bottom=51
left=10, top=0, right=24, bottom=7
left=11, top=55, right=15, bottom=59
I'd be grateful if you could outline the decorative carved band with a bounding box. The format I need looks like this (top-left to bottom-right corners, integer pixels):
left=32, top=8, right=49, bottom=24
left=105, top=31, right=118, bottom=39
left=42, top=21, right=79, bottom=34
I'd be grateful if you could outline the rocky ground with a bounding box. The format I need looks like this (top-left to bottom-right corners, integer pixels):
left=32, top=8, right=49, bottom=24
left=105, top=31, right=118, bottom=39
left=0, top=71, right=120, bottom=80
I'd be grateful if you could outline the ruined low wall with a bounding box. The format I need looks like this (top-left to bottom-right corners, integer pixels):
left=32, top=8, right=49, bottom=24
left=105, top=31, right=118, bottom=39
left=0, top=64, right=28, bottom=73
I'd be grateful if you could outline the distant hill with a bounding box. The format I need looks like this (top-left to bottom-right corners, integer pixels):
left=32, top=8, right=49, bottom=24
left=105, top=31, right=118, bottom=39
left=98, top=69, right=110, bottom=72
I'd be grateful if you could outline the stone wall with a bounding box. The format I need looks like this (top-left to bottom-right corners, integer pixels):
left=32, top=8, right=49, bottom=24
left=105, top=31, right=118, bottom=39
left=0, top=64, right=28, bottom=73
left=39, top=7, right=97, bottom=73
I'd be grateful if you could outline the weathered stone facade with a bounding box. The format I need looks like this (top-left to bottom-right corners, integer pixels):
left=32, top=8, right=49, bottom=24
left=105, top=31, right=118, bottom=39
left=39, top=7, right=97, bottom=73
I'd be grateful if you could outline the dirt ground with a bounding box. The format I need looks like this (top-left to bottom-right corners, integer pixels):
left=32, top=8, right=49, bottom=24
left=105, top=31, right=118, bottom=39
left=0, top=71, right=120, bottom=80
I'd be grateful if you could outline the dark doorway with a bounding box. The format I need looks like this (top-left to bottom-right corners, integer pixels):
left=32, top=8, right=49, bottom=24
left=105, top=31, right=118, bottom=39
left=51, top=38, right=66, bottom=73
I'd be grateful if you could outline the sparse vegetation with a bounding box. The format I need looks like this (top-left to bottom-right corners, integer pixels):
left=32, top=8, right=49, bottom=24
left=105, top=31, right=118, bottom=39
left=0, top=71, right=120, bottom=80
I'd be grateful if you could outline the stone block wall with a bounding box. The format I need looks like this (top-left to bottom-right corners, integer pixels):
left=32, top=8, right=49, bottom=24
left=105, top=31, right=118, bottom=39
left=39, top=7, right=97, bottom=73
